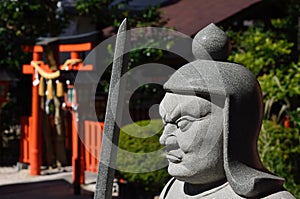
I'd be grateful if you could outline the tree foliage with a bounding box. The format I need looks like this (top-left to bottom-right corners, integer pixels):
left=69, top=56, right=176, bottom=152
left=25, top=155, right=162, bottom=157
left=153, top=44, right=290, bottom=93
left=0, top=0, right=71, bottom=70
left=0, top=0, right=68, bottom=37
left=75, top=0, right=168, bottom=70
left=258, top=120, right=300, bottom=196
left=75, top=0, right=166, bottom=30
left=228, top=18, right=300, bottom=197
left=228, top=25, right=293, bottom=76
left=79, top=0, right=170, bottom=97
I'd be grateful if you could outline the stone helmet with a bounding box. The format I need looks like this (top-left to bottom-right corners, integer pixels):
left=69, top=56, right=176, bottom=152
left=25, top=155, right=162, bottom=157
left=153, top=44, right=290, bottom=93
left=163, top=24, right=284, bottom=198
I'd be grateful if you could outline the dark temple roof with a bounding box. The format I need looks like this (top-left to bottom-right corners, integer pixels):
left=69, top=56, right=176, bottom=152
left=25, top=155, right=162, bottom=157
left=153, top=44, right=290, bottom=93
left=159, top=0, right=261, bottom=35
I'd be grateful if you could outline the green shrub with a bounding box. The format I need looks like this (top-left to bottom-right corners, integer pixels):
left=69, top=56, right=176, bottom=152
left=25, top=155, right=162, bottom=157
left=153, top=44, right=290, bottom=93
left=258, top=119, right=300, bottom=198
left=228, top=19, right=300, bottom=197
left=116, top=119, right=169, bottom=193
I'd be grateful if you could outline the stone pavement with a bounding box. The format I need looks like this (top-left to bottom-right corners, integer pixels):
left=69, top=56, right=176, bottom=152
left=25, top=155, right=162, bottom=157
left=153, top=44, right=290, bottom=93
left=0, top=166, right=97, bottom=199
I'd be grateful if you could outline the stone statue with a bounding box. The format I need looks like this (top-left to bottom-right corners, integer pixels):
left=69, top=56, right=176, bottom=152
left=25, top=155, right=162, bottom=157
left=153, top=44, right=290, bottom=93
left=159, top=24, right=295, bottom=199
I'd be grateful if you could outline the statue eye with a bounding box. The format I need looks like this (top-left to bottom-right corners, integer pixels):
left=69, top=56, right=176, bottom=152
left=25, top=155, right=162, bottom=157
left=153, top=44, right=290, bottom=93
left=177, top=119, right=191, bottom=132
left=176, top=116, right=200, bottom=132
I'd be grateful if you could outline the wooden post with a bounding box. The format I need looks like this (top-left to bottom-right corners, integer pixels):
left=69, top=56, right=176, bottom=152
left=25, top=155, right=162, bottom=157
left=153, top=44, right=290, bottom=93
left=71, top=51, right=80, bottom=59
left=78, top=107, right=85, bottom=185
left=80, top=132, right=85, bottom=184
left=29, top=52, right=42, bottom=175
left=71, top=109, right=86, bottom=194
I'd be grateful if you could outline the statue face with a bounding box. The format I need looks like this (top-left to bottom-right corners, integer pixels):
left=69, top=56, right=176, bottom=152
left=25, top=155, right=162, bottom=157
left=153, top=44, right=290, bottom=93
left=159, top=93, right=225, bottom=184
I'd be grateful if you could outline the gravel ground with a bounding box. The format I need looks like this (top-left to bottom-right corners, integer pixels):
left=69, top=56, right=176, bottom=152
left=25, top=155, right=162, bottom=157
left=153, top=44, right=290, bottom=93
left=0, top=166, right=97, bottom=199
left=0, top=166, right=72, bottom=185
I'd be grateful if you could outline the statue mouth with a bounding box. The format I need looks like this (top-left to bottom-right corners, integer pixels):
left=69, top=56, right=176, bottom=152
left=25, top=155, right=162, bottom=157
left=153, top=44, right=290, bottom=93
left=167, top=152, right=182, bottom=163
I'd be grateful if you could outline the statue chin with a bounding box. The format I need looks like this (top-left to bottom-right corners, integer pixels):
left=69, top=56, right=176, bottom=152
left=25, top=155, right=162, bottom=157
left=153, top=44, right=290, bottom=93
left=167, top=163, right=192, bottom=181
left=168, top=162, right=226, bottom=185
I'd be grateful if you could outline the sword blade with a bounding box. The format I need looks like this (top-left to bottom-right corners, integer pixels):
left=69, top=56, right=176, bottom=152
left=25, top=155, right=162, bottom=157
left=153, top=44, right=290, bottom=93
left=94, top=18, right=129, bottom=199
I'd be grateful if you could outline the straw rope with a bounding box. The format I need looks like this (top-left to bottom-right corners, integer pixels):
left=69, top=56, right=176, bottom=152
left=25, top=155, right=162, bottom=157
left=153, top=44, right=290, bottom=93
left=31, top=61, right=60, bottom=79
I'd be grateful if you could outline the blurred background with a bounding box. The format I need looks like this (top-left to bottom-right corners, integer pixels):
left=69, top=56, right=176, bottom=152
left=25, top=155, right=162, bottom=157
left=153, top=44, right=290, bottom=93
left=0, top=0, right=299, bottom=198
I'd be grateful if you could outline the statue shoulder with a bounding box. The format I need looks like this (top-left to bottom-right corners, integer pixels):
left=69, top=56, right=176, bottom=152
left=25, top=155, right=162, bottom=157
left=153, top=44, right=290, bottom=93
left=159, top=178, right=177, bottom=199
left=263, top=191, right=296, bottom=199
left=159, top=179, right=241, bottom=199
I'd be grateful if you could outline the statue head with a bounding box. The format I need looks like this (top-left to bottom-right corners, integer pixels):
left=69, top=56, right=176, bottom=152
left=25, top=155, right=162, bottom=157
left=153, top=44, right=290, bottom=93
left=159, top=24, right=284, bottom=198
left=159, top=92, right=225, bottom=185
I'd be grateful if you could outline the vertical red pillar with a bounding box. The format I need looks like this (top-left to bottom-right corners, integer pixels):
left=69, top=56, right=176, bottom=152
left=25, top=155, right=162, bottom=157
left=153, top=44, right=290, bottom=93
left=70, top=51, right=80, bottom=59
left=79, top=102, right=85, bottom=185
left=75, top=51, right=86, bottom=185
left=80, top=135, right=85, bottom=184
left=30, top=52, right=41, bottom=175
left=72, top=110, right=85, bottom=194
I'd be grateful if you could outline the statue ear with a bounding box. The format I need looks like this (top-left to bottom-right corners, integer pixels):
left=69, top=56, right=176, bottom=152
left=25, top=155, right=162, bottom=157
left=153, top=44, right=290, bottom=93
left=223, top=97, right=285, bottom=198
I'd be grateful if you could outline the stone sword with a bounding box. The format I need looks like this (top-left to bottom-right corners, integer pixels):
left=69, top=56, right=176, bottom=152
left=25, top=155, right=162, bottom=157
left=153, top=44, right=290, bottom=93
left=94, top=18, right=129, bottom=199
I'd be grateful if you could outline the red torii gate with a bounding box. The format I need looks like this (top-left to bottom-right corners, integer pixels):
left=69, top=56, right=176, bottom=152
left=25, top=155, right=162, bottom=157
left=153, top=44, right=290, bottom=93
left=20, top=32, right=104, bottom=192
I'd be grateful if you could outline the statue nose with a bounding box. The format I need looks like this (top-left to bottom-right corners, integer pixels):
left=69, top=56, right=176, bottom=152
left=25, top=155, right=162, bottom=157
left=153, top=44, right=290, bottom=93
left=159, top=133, right=167, bottom=145
left=159, top=124, right=178, bottom=147
left=164, top=136, right=180, bottom=153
